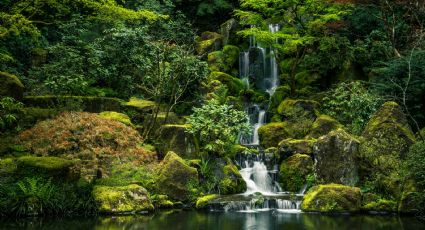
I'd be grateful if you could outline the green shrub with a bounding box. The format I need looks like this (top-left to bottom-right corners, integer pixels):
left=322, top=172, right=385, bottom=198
left=0, top=97, right=24, bottom=132
left=322, top=81, right=383, bottom=135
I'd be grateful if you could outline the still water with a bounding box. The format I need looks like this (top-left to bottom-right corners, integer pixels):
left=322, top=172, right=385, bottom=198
left=1, top=210, right=423, bottom=230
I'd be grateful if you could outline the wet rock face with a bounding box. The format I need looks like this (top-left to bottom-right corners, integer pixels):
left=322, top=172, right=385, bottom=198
left=313, top=129, right=359, bottom=186
left=279, top=154, right=313, bottom=192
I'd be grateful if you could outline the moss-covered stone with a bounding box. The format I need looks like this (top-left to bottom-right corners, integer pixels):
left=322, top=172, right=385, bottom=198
left=157, top=124, right=199, bottom=159
left=93, top=184, right=153, bottom=213
left=123, top=97, right=156, bottom=112
left=99, top=111, right=134, bottom=127
left=17, top=156, right=76, bottom=179
left=219, top=164, right=247, bottom=195
left=277, top=99, right=320, bottom=120
left=301, top=184, right=362, bottom=213
left=151, top=194, right=174, bottom=209
left=222, top=45, right=239, bottom=67
left=278, top=138, right=316, bottom=159
left=156, top=151, right=198, bottom=201
left=270, top=85, right=291, bottom=111
left=0, top=158, right=17, bottom=175
left=196, top=194, right=219, bottom=209
left=279, top=154, right=313, bottom=192
left=208, top=46, right=240, bottom=76
left=0, top=71, right=24, bottom=100
left=239, top=89, right=268, bottom=104
left=362, top=199, right=397, bottom=213
left=208, top=72, right=244, bottom=96
left=258, top=122, right=290, bottom=148
left=196, top=32, right=222, bottom=55
left=359, top=101, right=416, bottom=197
left=313, top=129, right=359, bottom=186
left=307, top=115, right=343, bottom=138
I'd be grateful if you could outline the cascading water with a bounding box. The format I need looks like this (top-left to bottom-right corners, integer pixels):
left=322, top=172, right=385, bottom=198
left=230, top=24, right=302, bottom=213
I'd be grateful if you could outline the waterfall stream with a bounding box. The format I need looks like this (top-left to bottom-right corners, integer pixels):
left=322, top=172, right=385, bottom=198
left=228, top=24, right=302, bottom=213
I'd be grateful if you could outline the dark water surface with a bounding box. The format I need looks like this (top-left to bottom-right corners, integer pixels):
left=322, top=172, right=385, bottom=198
left=1, top=210, right=423, bottom=230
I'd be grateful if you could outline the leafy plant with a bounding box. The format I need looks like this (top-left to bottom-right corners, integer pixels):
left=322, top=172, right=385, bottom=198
left=0, top=96, right=23, bottom=132
left=322, top=81, right=383, bottom=135
left=186, top=99, right=251, bottom=156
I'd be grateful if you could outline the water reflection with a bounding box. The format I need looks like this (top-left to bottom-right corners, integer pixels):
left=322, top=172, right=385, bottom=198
left=0, top=210, right=423, bottom=230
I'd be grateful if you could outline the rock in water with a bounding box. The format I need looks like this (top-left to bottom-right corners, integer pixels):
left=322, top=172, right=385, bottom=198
left=313, top=129, right=359, bottom=186
left=301, top=184, right=361, bottom=213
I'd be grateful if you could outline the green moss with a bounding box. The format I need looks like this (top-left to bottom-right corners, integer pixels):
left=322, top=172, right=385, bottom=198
left=258, top=122, right=290, bottom=148
left=279, top=154, right=313, bottom=192
left=209, top=72, right=244, bottom=96
left=0, top=158, right=17, bottom=175
left=239, top=89, right=268, bottom=104
left=151, top=194, right=174, bottom=209
left=362, top=199, right=397, bottom=213
left=196, top=32, right=222, bottom=55
left=307, top=115, right=343, bottom=138
left=222, top=45, right=240, bottom=67
left=359, top=101, right=416, bottom=197
left=228, top=144, right=248, bottom=158
left=156, top=151, right=198, bottom=201
left=270, top=85, right=291, bottom=110
left=196, top=194, right=219, bottom=209
left=99, top=111, right=134, bottom=127
left=124, top=97, right=156, bottom=111
left=158, top=124, right=198, bottom=159
left=219, top=164, right=247, bottom=194
left=277, top=99, right=319, bottom=120
left=0, top=71, right=24, bottom=100
left=17, top=156, right=76, bottom=179
left=93, top=184, right=153, bottom=213
left=278, top=138, right=316, bottom=159
left=301, top=184, right=362, bottom=213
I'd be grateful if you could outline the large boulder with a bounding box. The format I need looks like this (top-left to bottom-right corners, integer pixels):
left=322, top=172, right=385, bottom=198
left=279, top=154, right=313, bottom=192
left=157, top=124, right=199, bottom=159
left=278, top=138, right=316, bottom=159
left=156, top=152, right=198, bottom=201
left=307, top=115, right=343, bottom=138
left=277, top=99, right=319, bottom=120
left=0, top=72, right=24, bottom=100
left=301, top=184, right=362, bottom=213
left=218, top=163, right=247, bottom=194
left=313, top=129, right=359, bottom=186
left=258, top=122, right=290, bottom=148
left=196, top=32, right=222, bottom=55
left=93, top=184, right=153, bottom=214
left=16, top=156, right=77, bottom=179
left=359, top=102, right=416, bottom=197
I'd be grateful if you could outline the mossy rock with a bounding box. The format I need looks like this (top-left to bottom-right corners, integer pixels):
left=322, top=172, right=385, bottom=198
left=228, top=144, right=248, bottom=158
left=93, top=184, right=153, bottom=214
left=17, top=156, right=77, bottom=179
left=156, top=151, right=198, bottom=201
left=209, top=72, right=244, bottom=96
left=313, top=129, right=360, bottom=186
left=0, top=158, right=17, bottom=175
left=99, top=111, right=134, bottom=127
left=258, top=122, right=290, bottom=148
left=157, top=124, right=199, bottom=159
left=270, top=85, right=291, bottom=111
left=219, top=164, right=247, bottom=195
left=222, top=45, right=240, bottom=67
left=151, top=194, right=175, bottom=209
left=0, top=71, right=24, bottom=100
left=277, top=99, right=320, bottom=120
left=23, top=96, right=123, bottom=113
left=123, top=97, right=156, bottom=112
left=196, top=32, right=222, bottom=55
left=196, top=194, right=219, bottom=209
left=279, top=154, right=313, bottom=192
left=239, top=89, right=268, bottom=104
left=307, top=115, right=343, bottom=138
left=397, top=180, right=418, bottom=214
left=362, top=199, right=397, bottom=213
left=278, top=138, right=316, bottom=160
left=301, top=184, right=362, bottom=213
left=359, top=102, right=416, bottom=197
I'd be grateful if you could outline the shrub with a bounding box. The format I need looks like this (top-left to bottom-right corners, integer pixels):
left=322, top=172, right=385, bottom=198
left=322, top=81, right=383, bottom=135
left=0, top=97, right=24, bottom=132
left=19, top=112, right=156, bottom=180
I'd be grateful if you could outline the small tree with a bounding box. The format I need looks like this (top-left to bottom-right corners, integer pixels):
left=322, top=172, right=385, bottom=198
left=186, top=99, right=251, bottom=156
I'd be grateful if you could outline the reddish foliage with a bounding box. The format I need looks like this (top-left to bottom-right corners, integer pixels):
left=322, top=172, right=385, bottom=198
left=19, top=112, right=157, bottom=180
